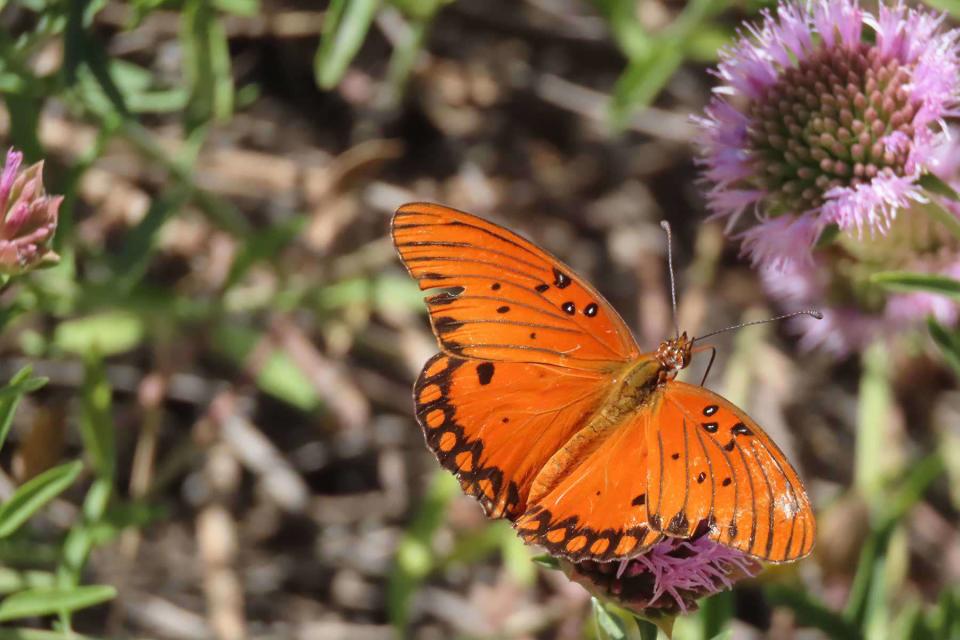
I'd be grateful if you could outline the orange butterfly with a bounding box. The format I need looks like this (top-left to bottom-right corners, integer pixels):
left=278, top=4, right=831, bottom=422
left=392, top=202, right=814, bottom=564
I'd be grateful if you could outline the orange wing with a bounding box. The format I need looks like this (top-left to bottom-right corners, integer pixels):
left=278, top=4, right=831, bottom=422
left=644, top=381, right=815, bottom=562
left=415, top=353, right=610, bottom=520
left=392, top=203, right=640, bottom=369
left=514, top=409, right=662, bottom=562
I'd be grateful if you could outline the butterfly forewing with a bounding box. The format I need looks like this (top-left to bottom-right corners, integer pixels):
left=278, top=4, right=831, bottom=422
left=392, top=203, right=640, bottom=369
left=645, top=382, right=815, bottom=562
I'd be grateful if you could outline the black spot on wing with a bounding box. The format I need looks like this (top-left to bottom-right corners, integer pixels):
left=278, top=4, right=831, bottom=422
left=476, top=362, right=495, bottom=385
left=732, top=422, right=753, bottom=436
left=553, top=268, right=571, bottom=289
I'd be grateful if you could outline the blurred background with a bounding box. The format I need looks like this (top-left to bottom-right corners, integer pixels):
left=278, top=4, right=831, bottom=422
left=0, top=0, right=958, bottom=638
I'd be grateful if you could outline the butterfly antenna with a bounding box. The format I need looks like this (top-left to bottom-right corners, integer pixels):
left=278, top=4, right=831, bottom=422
left=659, top=220, right=680, bottom=339
left=692, top=309, right=823, bottom=343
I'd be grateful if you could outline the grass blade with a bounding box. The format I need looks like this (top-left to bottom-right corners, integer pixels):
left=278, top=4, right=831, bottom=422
left=870, top=272, right=960, bottom=300
left=0, top=461, right=83, bottom=538
left=0, top=585, right=116, bottom=621
left=314, top=0, right=379, bottom=89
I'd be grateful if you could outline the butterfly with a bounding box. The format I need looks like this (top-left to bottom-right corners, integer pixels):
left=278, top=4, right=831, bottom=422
left=392, top=202, right=815, bottom=564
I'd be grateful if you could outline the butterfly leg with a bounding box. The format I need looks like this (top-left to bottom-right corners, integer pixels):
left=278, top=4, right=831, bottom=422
left=692, top=344, right=717, bottom=387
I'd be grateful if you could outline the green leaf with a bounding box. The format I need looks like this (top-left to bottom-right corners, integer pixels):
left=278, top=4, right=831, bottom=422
left=928, top=318, right=960, bottom=377
left=0, top=629, right=103, bottom=640
left=0, top=461, right=83, bottom=538
left=54, top=310, right=146, bottom=357
left=181, top=0, right=234, bottom=131
left=531, top=554, right=560, bottom=570
left=314, top=0, right=380, bottom=89
left=591, top=598, right=663, bottom=640
left=855, top=343, right=891, bottom=503
left=213, top=0, right=258, bottom=15
left=609, top=48, right=683, bottom=130
left=0, top=367, right=48, bottom=452
left=699, top=591, right=734, bottom=639
left=870, top=272, right=960, bottom=300
left=0, top=585, right=116, bottom=621
left=78, top=357, right=115, bottom=481
left=0, top=569, right=56, bottom=595
left=918, top=174, right=960, bottom=241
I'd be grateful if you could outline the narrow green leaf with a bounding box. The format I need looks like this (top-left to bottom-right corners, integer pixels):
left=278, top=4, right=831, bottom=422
left=0, top=585, right=116, bottom=621
left=0, top=367, right=47, bottom=453
left=699, top=590, right=734, bottom=639
left=531, top=554, right=560, bottom=570
left=870, top=272, right=960, bottom=300
left=0, top=629, right=103, bottom=640
left=609, top=48, right=683, bottom=130
left=79, top=357, right=115, bottom=481
left=181, top=0, right=234, bottom=131
left=927, top=318, right=960, bottom=377
left=855, top=343, right=891, bottom=503
left=314, top=0, right=380, bottom=89
left=918, top=176, right=960, bottom=241
left=0, top=461, right=83, bottom=538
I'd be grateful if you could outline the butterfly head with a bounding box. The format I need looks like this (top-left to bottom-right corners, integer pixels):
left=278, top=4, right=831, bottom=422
left=656, top=332, right=693, bottom=374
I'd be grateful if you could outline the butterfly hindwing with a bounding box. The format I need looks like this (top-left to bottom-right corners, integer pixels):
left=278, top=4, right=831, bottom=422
left=514, top=409, right=662, bottom=562
left=645, top=381, right=815, bottom=562
left=393, top=203, right=640, bottom=369
left=414, top=353, right=611, bottom=520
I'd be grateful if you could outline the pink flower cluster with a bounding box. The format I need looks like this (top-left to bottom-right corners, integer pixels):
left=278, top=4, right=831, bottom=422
left=0, top=149, right=60, bottom=276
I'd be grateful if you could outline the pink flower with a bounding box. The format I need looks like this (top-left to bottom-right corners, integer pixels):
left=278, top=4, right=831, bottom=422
left=697, top=0, right=960, bottom=271
left=562, top=532, right=760, bottom=617
left=0, top=148, right=60, bottom=276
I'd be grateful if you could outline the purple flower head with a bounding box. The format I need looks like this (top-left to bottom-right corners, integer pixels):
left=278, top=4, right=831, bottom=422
left=697, top=0, right=960, bottom=271
left=0, top=148, right=60, bottom=276
left=562, top=532, right=760, bottom=617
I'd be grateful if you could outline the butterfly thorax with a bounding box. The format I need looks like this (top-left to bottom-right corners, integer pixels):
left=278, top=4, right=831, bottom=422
left=590, top=332, right=694, bottom=429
